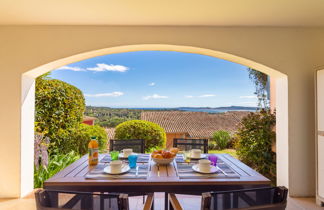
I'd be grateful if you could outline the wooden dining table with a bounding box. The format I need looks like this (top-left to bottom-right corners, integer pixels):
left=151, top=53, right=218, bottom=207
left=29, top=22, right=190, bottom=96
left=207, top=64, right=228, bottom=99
left=44, top=153, right=271, bottom=209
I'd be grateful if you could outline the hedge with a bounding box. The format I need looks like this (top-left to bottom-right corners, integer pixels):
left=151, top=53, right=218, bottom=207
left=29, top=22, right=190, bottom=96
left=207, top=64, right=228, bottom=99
left=114, top=120, right=166, bottom=151
left=35, top=74, right=85, bottom=153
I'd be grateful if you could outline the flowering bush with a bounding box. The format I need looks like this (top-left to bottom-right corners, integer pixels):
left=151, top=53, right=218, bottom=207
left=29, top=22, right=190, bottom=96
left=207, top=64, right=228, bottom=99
left=34, top=134, right=80, bottom=188
left=34, top=150, right=80, bottom=188
left=34, top=133, right=50, bottom=170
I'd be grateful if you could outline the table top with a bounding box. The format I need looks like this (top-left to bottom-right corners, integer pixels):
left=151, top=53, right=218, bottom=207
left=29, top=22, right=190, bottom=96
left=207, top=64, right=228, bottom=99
left=44, top=153, right=270, bottom=193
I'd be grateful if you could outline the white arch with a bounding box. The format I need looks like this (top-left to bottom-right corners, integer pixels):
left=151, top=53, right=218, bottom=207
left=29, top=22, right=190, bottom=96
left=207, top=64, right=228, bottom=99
left=21, top=44, right=288, bottom=197
left=24, top=44, right=285, bottom=79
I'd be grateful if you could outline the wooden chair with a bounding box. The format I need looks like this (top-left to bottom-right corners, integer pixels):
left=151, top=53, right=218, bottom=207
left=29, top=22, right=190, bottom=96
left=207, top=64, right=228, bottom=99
left=173, top=138, right=208, bottom=153
left=35, top=189, right=154, bottom=210
left=168, top=186, right=288, bottom=210
left=109, top=139, right=147, bottom=203
left=109, top=139, right=145, bottom=153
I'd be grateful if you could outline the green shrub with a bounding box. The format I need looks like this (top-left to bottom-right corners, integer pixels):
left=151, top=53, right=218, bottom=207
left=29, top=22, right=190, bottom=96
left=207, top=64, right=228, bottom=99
left=73, top=124, right=108, bottom=155
left=34, top=151, right=80, bottom=188
left=35, top=74, right=85, bottom=153
left=114, top=120, right=166, bottom=152
left=52, top=124, right=108, bottom=155
left=234, top=109, right=276, bottom=184
left=208, top=141, right=217, bottom=150
left=211, top=130, right=231, bottom=150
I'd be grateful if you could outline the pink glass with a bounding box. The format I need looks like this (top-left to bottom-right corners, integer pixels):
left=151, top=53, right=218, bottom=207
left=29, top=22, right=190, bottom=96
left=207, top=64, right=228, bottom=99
left=208, top=154, right=218, bottom=166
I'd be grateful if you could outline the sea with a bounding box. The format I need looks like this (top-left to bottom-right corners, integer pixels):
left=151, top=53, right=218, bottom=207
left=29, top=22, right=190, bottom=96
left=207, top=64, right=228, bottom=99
left=127, top=106, right=257, bottom=113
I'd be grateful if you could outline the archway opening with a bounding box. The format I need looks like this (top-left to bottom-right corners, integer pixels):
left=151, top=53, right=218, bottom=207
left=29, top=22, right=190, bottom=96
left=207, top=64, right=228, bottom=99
left=21, top=44, right=288, bottom=197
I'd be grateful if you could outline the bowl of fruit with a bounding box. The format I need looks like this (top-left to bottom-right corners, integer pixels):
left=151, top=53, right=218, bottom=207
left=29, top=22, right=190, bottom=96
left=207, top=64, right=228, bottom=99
left=151, top=148, right=179, bottom=165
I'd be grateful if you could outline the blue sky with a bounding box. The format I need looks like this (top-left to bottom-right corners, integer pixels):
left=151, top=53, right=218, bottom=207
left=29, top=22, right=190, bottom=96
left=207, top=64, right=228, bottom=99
left=51, top=51, right=258, bottom=108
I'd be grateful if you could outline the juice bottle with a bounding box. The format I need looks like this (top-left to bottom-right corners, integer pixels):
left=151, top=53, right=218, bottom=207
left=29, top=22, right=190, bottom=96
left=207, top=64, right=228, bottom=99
left=88, top=136, right=99, bottom=165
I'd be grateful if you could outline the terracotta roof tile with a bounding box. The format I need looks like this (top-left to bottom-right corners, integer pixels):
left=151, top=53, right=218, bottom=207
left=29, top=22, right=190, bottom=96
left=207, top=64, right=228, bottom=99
left=83, top=116, right=97, bottom=121
left=140, top=111, right=250, bottom=138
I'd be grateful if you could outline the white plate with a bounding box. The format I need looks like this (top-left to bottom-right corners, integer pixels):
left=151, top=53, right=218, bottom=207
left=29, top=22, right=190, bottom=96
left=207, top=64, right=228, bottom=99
left=103, top=164, right=131, bottom=175
left=118, top=153, right=137, bottom=159
left=189, top=154, right=207, bottom=159
left=192, top=164, right=218, bottom=174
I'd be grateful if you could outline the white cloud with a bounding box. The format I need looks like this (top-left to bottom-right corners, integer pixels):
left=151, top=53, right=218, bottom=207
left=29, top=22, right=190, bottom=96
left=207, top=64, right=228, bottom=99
left=84, top=92, right=124, bottom=97
left=57, top=66, right=85, bottom=71
left=143, top=94, right=168, bottom=100
left=198, top=94, right=216, bottom=98
left=185, top=95, right=194, bottom=98
left=87, top=63, right=129, bottom=72
left=239, top=95, right=257, bottom=99
left=148, top=82, right=155, bottom=86
left=56, top=63, right=129, bottom=72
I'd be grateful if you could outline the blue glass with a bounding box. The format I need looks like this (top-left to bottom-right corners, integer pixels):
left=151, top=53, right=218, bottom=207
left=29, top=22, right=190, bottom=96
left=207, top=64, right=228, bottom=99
left=128, top=154, right=138, bottom=168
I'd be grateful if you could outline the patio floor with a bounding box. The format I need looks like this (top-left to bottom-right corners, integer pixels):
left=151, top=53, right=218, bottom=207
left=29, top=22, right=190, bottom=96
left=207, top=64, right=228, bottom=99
left=0, top=192, right=321, bottom=210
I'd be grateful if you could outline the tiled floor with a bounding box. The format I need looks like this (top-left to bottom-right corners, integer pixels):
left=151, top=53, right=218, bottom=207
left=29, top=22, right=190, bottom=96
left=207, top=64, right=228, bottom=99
left=0, top=193, right=322, bottom=210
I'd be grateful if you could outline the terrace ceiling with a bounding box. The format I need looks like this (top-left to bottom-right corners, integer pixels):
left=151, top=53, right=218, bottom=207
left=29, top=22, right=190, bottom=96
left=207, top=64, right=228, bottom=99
left=1, top=0, right=324, bottom=26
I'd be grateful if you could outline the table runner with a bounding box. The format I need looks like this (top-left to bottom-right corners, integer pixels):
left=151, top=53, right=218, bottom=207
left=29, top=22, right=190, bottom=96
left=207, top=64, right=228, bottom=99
left=100, top=154, right=150, bottom=163
left=85, top=163, right=149, bottom=180
left=175, top=154, right=240, bottom=179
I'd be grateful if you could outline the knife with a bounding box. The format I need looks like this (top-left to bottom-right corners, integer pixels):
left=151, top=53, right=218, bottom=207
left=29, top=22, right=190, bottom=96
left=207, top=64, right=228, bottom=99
left=217, top=166, right=228, bottom=176
left=135, top=166, right=139, bottom=177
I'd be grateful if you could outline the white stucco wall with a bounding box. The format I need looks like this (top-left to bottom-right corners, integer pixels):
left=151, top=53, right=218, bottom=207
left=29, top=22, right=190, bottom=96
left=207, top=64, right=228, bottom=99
left=1, top=26, right=323, bottom=198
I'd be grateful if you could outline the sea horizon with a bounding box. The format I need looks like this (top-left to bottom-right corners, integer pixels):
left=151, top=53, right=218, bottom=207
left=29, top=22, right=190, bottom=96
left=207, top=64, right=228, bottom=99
left=86, top=105, right=257, bottom=113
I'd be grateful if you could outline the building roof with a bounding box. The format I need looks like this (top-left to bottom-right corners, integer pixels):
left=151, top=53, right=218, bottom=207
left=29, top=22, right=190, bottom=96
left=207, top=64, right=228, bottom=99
left=83, top=116, right=97, bottom=121
left=141, top=111, right=250, bottom=138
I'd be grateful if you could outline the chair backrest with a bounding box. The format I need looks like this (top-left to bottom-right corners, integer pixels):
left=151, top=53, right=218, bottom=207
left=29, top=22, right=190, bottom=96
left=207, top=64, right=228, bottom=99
left=173, top=138, right=208, bottom=153
left=109, top=139, right=145, bottom=153
left=35, top=189, right=129, bottom=210
left=201, top=186, right=288, bottom=210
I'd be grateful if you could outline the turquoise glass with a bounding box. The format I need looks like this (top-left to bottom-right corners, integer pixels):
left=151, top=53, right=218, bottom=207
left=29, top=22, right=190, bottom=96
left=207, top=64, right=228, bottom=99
left=128, top=154, right=138, bottom=168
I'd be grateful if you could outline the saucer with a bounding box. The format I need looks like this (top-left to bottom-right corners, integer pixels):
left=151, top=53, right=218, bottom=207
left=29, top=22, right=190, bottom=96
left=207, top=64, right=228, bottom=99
left=190, top=154, right=207, bottom=159
left=192, top=164, right=218, bottom=174
left=118, top=153, right=137, bottom=159
left=103, top=164, right=131, bottom=175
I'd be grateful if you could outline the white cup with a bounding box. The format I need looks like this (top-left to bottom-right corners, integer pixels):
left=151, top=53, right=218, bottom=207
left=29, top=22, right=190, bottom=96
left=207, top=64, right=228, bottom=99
left=198, top=159, right=211, bottom=172
left=110, top=160, right=122, bottom=173
left=191, top=149, right=201, bottom=158
left=121, top=148, right=133, bottom=157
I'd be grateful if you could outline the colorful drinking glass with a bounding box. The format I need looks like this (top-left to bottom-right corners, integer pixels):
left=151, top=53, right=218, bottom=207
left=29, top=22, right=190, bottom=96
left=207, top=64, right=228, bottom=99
left=208, top=154, right=218, bottom=166
left=128, top=154, right=138, bottom=168
left=110, top=151, right=119, bottom=161
left=183, top=151, right=191, bottom=163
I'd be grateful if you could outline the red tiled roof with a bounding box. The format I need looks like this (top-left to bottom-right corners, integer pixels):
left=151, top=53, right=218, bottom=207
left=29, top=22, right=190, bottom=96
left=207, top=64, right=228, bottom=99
left=83, top=116, right=97, bottom=121
left=140, top=111, right=250, bottom=138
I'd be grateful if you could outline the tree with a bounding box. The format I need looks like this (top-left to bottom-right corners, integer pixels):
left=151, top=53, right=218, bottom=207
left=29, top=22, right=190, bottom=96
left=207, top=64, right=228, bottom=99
left=114, top=120, right=166, bottom=151
left=248, top=68, right=270, bottom=109
left=234, top=110, right=276, bottom=183
left=35, top=73, right=85, bottom=152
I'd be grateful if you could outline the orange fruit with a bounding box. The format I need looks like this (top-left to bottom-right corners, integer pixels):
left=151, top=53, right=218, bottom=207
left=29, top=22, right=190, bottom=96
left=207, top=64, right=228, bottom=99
left=170, top=148, right=179, bottom=154
left=162, top=151, right=172, bottom=159
left=170, top=152, right=176, bottom=158
left=155, top=154, right=163, bottom=159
